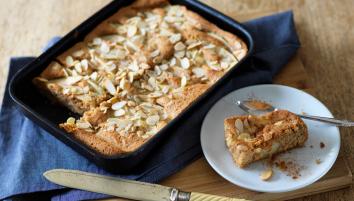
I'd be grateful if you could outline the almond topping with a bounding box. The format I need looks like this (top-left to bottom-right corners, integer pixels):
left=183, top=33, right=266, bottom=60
left=114, top=109, right=126, bottom=117
left=150, top=49, right=160, bottom=58
left=174, top=42, right=186, bottom=51
left=119, top=77, right=130, bottom=90
left=180, top=57, right=190, bottom=69
left=55, top=76, right=82, bottom=86
left=260, top=168, right=273, bottom=181
left=127, top=25, right=138, bottom=37
left=74, top=62, right=82, bottom=74
left=235, top=119, right=244, bottom=133
left=90, top=72, right=98, bottom=81
left=169, top=57, right=177, bottom=66
left=100, top=42, right=110, bottom=54
left=128, top=60, right=139, bottom=72
left=76, top=121, right=91, bottom=129
left=238, top=133, right=251, bottom=140
left=93, top=37, right=102, bottom=45
left=81, top=59, right=89, bottom=70
left=112, top=101, right=127, bottom=110
left=174, top=50, right=185, bottom=58
left=73, top=50, right=84, bottom=58
left=180, top=76, right=187, bottom=87
left=192, top=67, right=205, bottom=78
left=65, top=56, right=74, bottom=66
left=104, top=79, right=116, bottom=95
left=169, top=33, right=181, bottom=44
left=148, top=77, right=157, bottom=88
left=66, top=117, right=76, bottom=125
left=146, top=115, right=160, bottom=126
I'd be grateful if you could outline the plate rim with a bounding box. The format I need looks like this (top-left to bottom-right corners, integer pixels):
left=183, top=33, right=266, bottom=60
left=200, top=84, right=341, bottom=193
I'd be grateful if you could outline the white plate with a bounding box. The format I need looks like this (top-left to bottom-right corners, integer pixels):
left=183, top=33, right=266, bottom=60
left=201, top=84, right=340, bottom=193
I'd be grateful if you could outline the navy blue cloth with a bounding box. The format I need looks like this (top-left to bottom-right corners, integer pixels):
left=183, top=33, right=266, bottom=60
left=0, top=11, right=300, bottom=201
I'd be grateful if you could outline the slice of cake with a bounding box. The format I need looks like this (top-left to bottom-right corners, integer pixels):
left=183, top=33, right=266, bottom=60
left=224, top=110, right=308, bottom=168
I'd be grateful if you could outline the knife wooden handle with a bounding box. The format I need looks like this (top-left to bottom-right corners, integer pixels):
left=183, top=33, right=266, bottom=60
left=189, top=192, right=250, bottom=201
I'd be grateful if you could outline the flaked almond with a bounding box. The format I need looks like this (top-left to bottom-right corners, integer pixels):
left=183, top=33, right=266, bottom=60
left=192, top=67, right=205, bottom=78
left=74, top=62, right=82, bottom=74
left=104, top=79, right=116, bottom=95
left=66, top=117, right=76, bottom=125
left=180, top=76, right=187, bottom=87
left=119, top=77, right=130, bottom=90
left=62, top=88, right=70, bottom=95
left=174, top=42, right=186, bottom=51
left=100, top=42, right=110, bottom=54
left=236, top=144, right=248, bottom=151
left=148, top=77, right=157, bottom=88
left=180, top=57, right=190, bottom=69
left=154, top=66, right=162, bottom=75
left=187, top=41, right=203, bottom=50
left=90, top=72, right=98, bottom=81
left=127, top=101, right=136, bottom=107
left=65, top=56, right=74, bottom=66
left=150, top=49, right=160, bottom=58
left=76, top=121, right=91, bottom=129
left=174, top=50, right=185, bottom=58
left=125, top=40, right=139, bottom=52
left=138, top=63, right=149, bottom=70
left=274, top=121, right=283, bottom=126
left=87, top=80, right=103, bottom=94
left=238, top=133, right=251, bottom=140
left=81, top=59, right=89, bottom=70
left=112, top=101, right=127, bottom=110
left=102, top=34, right=125, bottom=43
left=148, top=91, right=163, bottom=98
left=105, top=62, right=116, bottom=72
left=146, top=115, right=160, bottom=126
left=169, top=33, right=181, bottom=44
left=55, top=76, right=82, bottom=86
left=114, top=109, right=126, bottom=117
left=169, top=57, right=177, bottom=66
left=159, top=64, right=169, bottom=71
left=128, top=72, right=135, bottom=83
left=235, top=119, right=244, bottom=133
left=93, top=37, right=102, bottom=45
left=127, top=25, right=138, bottom=37
left=128, top=60, right=139, bottom=72
left=260, top=168, right=273, bottom=181
left=73, top=50, right=85, bottom=58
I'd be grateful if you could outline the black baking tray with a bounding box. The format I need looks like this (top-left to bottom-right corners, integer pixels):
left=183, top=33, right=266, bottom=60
left=9, top=0, right=254, bottom=173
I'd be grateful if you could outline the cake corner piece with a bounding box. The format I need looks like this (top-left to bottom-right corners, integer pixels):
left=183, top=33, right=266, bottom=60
left=224, top=110, right=308, bottom=168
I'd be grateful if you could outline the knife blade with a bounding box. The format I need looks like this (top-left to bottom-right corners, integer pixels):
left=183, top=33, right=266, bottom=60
left=44, top=169, right=250, bottom=201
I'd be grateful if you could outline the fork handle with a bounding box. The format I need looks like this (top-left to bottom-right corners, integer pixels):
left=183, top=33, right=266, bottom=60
left=297, top=113, right=354, bottom=127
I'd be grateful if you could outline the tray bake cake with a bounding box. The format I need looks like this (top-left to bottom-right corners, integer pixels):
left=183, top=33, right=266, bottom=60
left=224, top=110, right=308, bottom=167
left=33, top=0, right=248, bottom=155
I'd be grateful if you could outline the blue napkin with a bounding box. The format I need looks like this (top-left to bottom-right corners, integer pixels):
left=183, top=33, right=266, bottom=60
left=0, top=11, right=300, bottom=201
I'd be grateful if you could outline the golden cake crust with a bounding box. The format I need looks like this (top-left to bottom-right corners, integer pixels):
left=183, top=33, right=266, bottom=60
left=224, top=110, right=308, bottom=167
left=34, top=0, right=248, bottom=156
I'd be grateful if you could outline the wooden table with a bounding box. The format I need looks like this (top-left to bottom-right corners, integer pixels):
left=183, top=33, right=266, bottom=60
left=1, top=0, right=354, bottom=200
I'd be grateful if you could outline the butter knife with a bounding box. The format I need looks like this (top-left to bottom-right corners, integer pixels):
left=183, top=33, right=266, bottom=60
left=44, top=169, right=249, bottom=201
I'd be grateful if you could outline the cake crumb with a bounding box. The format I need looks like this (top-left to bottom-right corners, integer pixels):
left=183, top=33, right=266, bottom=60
left=320, top=142, right=325, bottom=149
left=274, top=158, right=303, bottom=179
left=316, top=159, right=322, bottom=164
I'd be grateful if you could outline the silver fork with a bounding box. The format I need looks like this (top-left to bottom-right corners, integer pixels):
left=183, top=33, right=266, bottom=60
left=236, top=100, right=354, bottom=127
